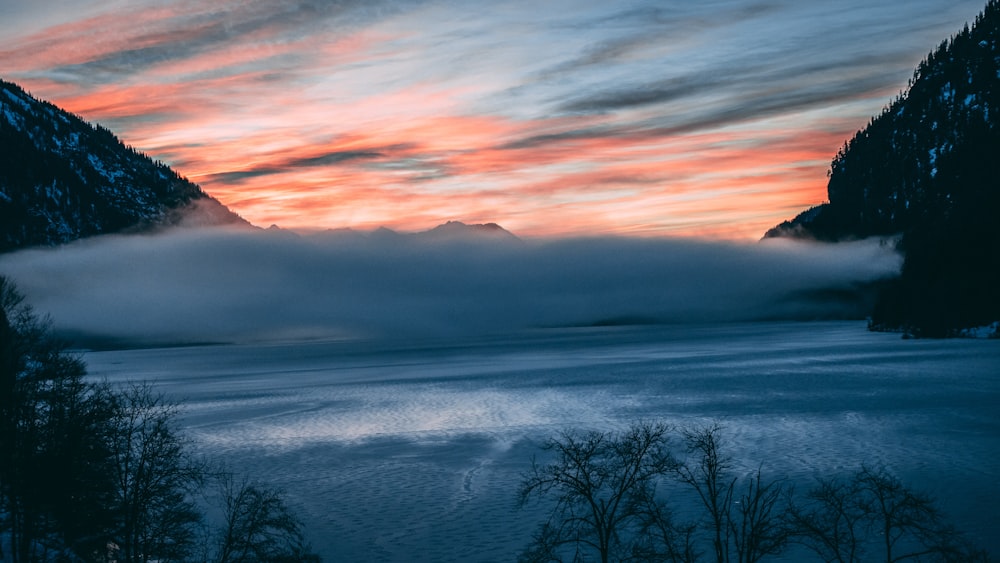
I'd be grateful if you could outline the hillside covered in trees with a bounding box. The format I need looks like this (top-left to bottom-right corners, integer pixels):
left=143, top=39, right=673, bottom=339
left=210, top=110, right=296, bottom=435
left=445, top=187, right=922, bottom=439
left=766, top=0, right=1000, bottom=336
left=0, top=80, right=247, bottom=253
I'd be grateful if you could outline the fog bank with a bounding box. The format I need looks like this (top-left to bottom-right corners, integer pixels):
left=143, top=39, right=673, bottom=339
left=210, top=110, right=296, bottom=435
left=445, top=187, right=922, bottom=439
left=0, top=228, right=901, bottom=346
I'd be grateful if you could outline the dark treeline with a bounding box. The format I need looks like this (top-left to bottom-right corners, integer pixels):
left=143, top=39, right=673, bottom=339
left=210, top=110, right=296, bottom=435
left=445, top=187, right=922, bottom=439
left=0, top=275, right=320, bottom=562
left=518, top=422, right=992, bottom=563
left=765, top=0, right=1000, bottom=337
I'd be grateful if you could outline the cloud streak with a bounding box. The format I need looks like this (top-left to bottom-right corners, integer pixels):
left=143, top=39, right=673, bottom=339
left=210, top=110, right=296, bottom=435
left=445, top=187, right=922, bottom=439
left=206, top=149, right=386, bottom=184
left=0, top=228, right=900, bottom=346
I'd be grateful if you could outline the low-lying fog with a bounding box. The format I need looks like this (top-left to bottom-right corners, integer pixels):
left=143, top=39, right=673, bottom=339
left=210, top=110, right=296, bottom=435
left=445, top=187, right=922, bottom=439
left=0, top=226, right=900, bottom=345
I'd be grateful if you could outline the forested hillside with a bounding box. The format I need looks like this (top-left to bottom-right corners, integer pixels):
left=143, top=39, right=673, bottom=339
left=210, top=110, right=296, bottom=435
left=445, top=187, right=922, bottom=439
left=0, top=80, right=246, bottom=253
left=766, top=0, right=1000, bottom=336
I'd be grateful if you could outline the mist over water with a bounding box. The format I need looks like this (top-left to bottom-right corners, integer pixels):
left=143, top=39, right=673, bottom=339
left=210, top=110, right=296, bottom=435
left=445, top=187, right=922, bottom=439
left=0, top=226, right=900, bottom=345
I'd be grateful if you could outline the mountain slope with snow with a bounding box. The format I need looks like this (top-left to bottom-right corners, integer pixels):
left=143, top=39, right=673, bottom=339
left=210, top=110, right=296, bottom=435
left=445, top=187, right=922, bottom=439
left=766, top=1, right=1000, bottom=336
left=0, top=79, right=247, bottom=253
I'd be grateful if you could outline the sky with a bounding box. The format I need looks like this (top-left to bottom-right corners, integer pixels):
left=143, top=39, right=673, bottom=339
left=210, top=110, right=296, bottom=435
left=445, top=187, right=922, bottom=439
left=0, top=0, right=987, bottom=238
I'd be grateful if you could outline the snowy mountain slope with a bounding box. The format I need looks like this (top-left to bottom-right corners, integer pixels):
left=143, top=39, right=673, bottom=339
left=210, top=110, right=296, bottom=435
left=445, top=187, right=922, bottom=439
left=765, top=1, right=1000, bottom=336
left=0, top=79, right=248, bottom=253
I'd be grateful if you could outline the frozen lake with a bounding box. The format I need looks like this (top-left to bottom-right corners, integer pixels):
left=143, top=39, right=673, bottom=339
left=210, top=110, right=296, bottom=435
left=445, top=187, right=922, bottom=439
left=82, top=321, right=1000, bottom=561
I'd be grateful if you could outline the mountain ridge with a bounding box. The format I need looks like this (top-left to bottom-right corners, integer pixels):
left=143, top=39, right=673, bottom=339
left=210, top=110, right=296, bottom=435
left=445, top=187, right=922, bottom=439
left=0, top=79, right=248, bottom=253
left=0, top=80, right=520, bottom=253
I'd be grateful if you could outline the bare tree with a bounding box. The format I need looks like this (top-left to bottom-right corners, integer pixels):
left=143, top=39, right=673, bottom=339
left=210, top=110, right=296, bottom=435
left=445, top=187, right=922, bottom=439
left=517, top=421, right=677, bottom=563
left=854, top=465, right=987, bottom=563
left=729, top=469, right=789, bottom=563
left=673, top=425, right=790, bottom=563
left=674, top=424, right=736, bottom=563
left=520, top=421, right=990, bottom=563
left=632, top=492, right=701, bottom=563
left=790, top=465, right=990, bottom=563
left=788, top=475, right=867, bottom=563
left=107, top=383, right=203, bottom=563
left=212, top=473, right=320, bottom=563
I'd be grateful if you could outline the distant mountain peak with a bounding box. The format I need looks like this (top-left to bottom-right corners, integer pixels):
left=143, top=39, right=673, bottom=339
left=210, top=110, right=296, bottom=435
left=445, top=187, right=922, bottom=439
left=0, top=78, right=248, bottom=253
left=419, top=220, right=520, bottom=241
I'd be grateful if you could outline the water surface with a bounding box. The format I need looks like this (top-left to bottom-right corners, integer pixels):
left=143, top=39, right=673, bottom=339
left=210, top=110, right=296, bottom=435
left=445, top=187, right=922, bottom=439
left=84, top=321, right=1000, bottom=561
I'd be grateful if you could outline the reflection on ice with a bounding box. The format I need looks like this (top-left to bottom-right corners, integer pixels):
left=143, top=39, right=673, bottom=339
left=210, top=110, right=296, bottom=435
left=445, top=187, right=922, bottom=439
left=189, top=386, right=623, bottom=447
left=83, top=322, right=1000, bottom=562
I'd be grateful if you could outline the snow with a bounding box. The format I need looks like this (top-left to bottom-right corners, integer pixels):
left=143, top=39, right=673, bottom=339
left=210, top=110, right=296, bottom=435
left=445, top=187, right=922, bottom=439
left=2, top=106, right=24, bottom=128
left=957, top=321, right=1000, bottom=338
left=940, top=82, right=954, bottom=103
left=87, top=153, right=125, bottom=182
left=44, top=181, right=63, bottom=203
left=1, top=88, right=32, bottom=112
left=45, top=210, right=75, bottom=239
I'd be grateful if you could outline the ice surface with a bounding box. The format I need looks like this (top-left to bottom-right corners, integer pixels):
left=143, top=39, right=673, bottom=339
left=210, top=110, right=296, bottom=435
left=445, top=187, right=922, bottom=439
left=83, top=322, right=1000, bottom=562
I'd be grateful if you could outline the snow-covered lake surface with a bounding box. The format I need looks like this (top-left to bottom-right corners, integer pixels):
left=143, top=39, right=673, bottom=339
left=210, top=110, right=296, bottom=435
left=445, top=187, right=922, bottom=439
left=82, top=321, right=1000, bottom=561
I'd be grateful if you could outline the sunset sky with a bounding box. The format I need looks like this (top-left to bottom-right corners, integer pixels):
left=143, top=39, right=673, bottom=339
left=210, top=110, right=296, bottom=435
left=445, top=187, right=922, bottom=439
left=0, top=0, right=985, bottom=238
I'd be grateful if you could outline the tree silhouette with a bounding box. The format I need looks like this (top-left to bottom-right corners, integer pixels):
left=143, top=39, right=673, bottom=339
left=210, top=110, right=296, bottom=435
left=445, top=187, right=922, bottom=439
left=729, top=469, right=790, bottom=563
left=0, top=276, right=117, bottom=561
left=107, top=383, right=203, bottom=563
left=0, top=276, right=323, bottom=562
left=673, top=425, right=790, bottom=563
left=211, top=472, right=320, bottom=563
left=789, top=465, right=989, bottom=562
left=674, top=424, right=735, bottom=563
left=520, top=424, right=990, bottom=562
left=517, top=422, right=677, bottom=563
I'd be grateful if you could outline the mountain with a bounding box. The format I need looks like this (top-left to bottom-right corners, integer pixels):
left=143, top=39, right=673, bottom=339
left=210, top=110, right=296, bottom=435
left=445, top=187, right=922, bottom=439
left=765, top=1, right=1000, bottom=337
left=307, top=221, right=520, bottom=244
left=0, top=79, right=248, bottom=253
left=416, top=220, right=520, bottom=242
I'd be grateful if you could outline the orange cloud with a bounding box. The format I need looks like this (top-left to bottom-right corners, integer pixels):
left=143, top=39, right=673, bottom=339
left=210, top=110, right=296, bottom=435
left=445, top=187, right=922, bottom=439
left=188, top=104, right=845, bottom=237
